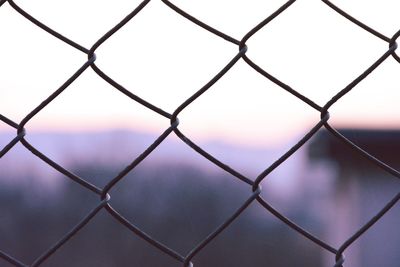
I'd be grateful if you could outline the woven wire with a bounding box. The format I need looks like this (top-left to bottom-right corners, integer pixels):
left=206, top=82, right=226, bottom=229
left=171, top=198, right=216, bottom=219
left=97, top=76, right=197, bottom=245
left=1, top=0, right=399, bottom=266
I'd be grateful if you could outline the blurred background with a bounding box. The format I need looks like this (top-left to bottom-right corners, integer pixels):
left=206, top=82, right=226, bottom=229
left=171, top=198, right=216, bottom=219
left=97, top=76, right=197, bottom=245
left=0, top=0, right=399, bottom=266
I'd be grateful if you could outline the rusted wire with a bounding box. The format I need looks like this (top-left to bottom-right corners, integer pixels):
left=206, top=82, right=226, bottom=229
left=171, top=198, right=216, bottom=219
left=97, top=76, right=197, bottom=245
left=0, top=0, right=399, bottom=266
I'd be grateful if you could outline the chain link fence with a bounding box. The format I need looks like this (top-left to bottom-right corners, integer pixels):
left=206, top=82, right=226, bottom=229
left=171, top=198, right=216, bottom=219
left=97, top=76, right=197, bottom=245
left=1, top=0, right=399, bottom=266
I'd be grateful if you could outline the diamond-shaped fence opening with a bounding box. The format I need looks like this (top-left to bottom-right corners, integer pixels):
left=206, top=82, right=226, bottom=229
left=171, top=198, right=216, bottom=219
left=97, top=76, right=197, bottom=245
left=95, top=1, right=238, bottom=113
left=0, top=0, right=399, bottom=266
left=245, top=1, right=388, bottom=105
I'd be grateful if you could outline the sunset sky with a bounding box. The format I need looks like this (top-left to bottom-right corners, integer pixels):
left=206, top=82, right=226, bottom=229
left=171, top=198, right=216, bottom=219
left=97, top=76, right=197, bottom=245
left=1, top=0, right=400, bottom=146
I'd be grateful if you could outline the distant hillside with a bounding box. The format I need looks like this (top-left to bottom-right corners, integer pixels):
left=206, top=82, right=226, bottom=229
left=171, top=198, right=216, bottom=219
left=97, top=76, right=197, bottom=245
left=0, top=129, right=304, bottom=191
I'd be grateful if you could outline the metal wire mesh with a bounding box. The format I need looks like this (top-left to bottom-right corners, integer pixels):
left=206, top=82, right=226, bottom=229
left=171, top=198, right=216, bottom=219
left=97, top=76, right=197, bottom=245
left=1, top=0, right=399, bottom=266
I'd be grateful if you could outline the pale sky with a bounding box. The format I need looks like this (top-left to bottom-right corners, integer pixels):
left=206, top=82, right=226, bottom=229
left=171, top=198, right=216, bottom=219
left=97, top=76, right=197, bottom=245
left=1, top=0, right=400, bottom=146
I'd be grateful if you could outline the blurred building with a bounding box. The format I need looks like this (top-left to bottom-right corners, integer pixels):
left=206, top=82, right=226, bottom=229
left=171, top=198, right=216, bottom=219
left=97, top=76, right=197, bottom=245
left=309, top=129, right=400, bottom=267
